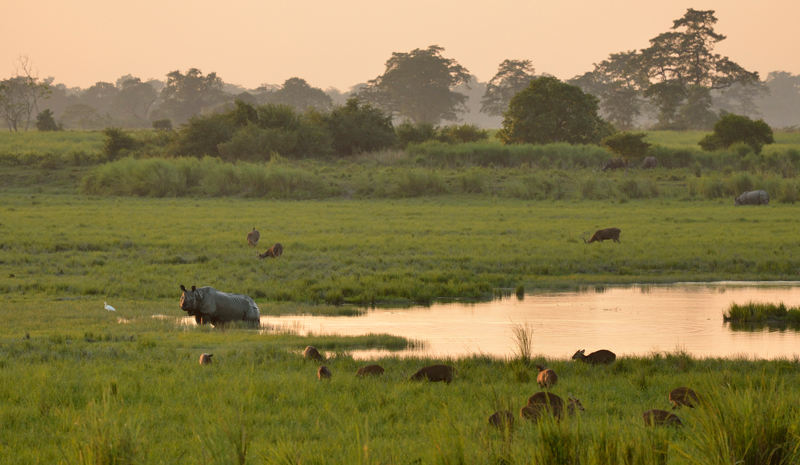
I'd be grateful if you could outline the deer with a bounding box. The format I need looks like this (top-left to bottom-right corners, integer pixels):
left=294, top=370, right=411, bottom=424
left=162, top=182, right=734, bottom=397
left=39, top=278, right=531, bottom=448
left=536, top=365, right=558, bottom=388
left=303, top=346, right=323, bottom=361
left=356, top=364, right=385, bottom=377
left=522, top=392, right=584, bottom=421
left=317, top=365, right=332, bottom=379
left=643, top=409, right=683, bottom=427
left=669, top=387, right=700, bottom=409
left=572, top=349, right=616, bottom=365
left=199, top=353, right=213, bottom=365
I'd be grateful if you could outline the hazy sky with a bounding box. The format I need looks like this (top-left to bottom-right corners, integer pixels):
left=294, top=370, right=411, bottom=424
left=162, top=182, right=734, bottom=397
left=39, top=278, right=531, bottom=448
left=2, top=0, right=798, bottom=91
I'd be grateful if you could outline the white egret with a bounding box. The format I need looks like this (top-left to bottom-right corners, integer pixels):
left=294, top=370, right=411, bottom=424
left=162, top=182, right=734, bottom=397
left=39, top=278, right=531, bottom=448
left=104, top=302, right=116, bottom=312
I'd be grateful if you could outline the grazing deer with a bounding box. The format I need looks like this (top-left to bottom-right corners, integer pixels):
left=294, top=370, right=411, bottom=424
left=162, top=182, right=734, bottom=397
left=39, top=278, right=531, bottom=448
left=356, top=364, right=385, bottom=377
left=199, top=353, right=213, bottom=365
left=317, top=365, right=332, bottom=379
left=409, top=364, right=455, bottom=383
left=246, top=227, right=260, bottom=247
left=643, top=409, right=683, bottom=427
left=258, top=243, right=283, bottom=259
left=572, top=349, right=616, bottom=365
left=524, top=392, right=584, bottom=420
left=303, top=346, right=323, bottom=361
left=488, top=410, right=514, bottom=430
left=536, top=365, right=558, bottom=388
left=583, top=228, right=621, bottom=243
left=669, top=387, right=700, bottom=409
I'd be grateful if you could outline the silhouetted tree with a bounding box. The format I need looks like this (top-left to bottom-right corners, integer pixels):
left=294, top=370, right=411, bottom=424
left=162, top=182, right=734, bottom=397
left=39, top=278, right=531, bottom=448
left=359, top=45, right=471, bottom=124
left=714, top=81, right=769, bottom=118
left=35, top=109, right=60, bottom=131
left=698, top=114, right=774, bottom=153
left=0, top=56, right=51, bottom=131
left=81, top=82, right=118, bottom=117
left=112, top=77, right=157, bottom=121
left=757, top=72, right=800, bottom=127
left=60, top=103, right=105, bottom=129
left=497, top=76, right=614, bottom=145
left=323, top=98, right=395, bottom=155
left=481, top=59, right=536, bottom=117
left=159, top=68, right=224, bottom=123
left=263, top=77, right=333, bottom=111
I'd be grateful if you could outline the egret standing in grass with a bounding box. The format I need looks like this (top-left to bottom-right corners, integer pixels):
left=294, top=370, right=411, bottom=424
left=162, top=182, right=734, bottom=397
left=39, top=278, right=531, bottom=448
left=104, top=302, right=116, bottom=312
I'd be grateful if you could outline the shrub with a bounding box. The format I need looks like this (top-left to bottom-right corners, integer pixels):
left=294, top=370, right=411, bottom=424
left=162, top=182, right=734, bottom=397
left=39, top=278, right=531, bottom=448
left=101, top=127, right=138, bottom=161
left=324, top=98, right=395, bottom=156
left=217, top=124, right=295, bottom=162
left=438, top=124, right=489, bottom=144
left=600, top=132, right=651, bottom=160
left=35, top=110, right=61, bottom=132
left=396, top=121, right=438, bottom=148
left=152, top=119, right=173, bottom=131
left=166, top=113, right=235, bottom=157
left=698, top=113, right=774, bottom=154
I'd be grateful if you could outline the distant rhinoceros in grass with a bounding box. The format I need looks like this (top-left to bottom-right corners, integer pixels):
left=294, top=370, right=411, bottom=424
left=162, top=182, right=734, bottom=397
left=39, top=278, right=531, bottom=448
left=583, top=228, right=621, bottom=244
left=641, top=156, right=658, bottom=169
left=180, top=285, right=260, bottom=326
left=602, top=158, right=628, bottom=171
left=734, top=190, right=769, bottom=206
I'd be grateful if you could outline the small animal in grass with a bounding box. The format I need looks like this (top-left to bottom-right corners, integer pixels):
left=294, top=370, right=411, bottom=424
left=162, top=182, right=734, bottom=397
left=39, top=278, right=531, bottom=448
left=318, top=365, right=332, bottom=380
left=246, top=227, right=260, bottom=247
left=536, top=364, right=558, bottom=388
left=409, top=364, right=455, bottom=383
left=643, top=409, right=683, bottom=427
left=303, top=346, right=323, bottom=361
left=199, top=353, right=213, bottom=365
left=488, top=410, right=514, bottom=430
left=669, top=387, right=700, bottom=409
left=584, top=228, right=621, bottom=243
left=356, top=364, right=385, bottom=377
left=258, top=243, right=283, bottom=259
left=572, top=349, right=616, bottom=365
left=104, top=302, right=116, bottom=312
left=521, top=392, right=584, bottom=422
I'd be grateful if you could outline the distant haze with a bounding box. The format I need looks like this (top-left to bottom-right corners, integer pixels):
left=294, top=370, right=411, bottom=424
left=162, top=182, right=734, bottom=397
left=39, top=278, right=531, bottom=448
left=2, top=0, right=798, bottom=90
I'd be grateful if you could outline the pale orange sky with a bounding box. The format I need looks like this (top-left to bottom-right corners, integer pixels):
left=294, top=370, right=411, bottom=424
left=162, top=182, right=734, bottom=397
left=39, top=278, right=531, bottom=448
left=2, top=0, right=798, bottom=90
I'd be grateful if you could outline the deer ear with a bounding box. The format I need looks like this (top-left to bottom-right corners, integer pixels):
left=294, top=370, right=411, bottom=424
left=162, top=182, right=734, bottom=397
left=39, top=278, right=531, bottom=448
left=180, top=284, right=187, bottom=292
left=192, top=285, right=196, bottom=291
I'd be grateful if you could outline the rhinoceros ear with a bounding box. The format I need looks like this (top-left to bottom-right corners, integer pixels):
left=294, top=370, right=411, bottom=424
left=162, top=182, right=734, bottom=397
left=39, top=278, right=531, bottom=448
left=180, top=284, right=187, bottom=292
left=192, top=285, right=197, bottom=292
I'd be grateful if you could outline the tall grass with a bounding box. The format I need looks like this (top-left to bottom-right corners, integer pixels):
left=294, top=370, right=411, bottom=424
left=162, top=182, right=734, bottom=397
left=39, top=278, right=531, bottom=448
left=723, top=301, right=800, bottom=323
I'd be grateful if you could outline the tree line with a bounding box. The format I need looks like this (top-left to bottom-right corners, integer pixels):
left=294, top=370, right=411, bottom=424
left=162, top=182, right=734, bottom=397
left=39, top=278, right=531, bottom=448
left=2, top=8, right=799, bottom=133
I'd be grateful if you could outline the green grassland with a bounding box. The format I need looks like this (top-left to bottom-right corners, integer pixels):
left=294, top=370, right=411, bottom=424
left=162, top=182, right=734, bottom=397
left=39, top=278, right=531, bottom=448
left=2, top=195, right=800, bottom=307
left=0, top=306, right=797, bottom=464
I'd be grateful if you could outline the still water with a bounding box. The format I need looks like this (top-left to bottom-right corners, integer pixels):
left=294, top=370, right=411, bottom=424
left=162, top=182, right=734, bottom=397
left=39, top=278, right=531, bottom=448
left=258, top=283, right=800, bottom=360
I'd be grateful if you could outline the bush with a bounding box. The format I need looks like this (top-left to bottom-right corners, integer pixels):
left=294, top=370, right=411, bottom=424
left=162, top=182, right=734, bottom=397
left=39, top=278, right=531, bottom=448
left=396, top=121, right=438, bottom=149
left=217, top=124, right=295, bottom=162
left=600, top=132, right=651, bottom=160
left=438, top=124, right=489, bottom=144
left=166, top=113, right=235, bottom=157
left=152, top=119, right=173, bottom=131
left=35, top=110, right=61, bottom=132
left=102, top=127, right=138, bottom=161
left=698, top=113, right=774, bottom=154
left=324, top=98, right=395, bottom=156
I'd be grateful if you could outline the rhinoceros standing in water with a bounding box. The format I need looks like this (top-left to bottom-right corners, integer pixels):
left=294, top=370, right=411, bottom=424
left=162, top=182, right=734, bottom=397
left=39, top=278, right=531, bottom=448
left=180, top=285, right=260, bottom=326
left=735, top=190, right=769, bottom=206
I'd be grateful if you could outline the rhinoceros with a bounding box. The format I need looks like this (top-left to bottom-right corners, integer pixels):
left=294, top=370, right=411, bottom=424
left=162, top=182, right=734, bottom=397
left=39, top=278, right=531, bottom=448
left=585, top=228, right=621, bottom=243
left=180, top=285, right=260, bottom=326
left=602, top=158, right=627, bottom=171
left=734, top=190, right=769, bottom=206
left=641, top=156, right=657, bottom=169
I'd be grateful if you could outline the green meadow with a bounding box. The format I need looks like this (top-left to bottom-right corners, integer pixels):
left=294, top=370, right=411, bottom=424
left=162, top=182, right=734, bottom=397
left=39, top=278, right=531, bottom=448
left=2, top=129, right=800, bottom=463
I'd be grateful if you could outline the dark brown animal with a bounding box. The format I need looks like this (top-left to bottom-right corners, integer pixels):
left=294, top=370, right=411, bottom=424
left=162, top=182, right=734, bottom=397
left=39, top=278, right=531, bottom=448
left=199, top=353, right=213, bottom=365
left=410, top=364, right=455, bottom=383
left=488, top=410, right=514, bottom=430
left=258, top=243, right=283, bottom=259
left=303, top=346, right=323, bottom=361
left=356, top=365, right=385, bottom=377
left=522, top=392, right=584, bottom=421
left=585, top=228, right=621, bottom=243
left=572, top=349, right=616, bottom=365
left=246, top=227, right=260, bottom=247
left=317, top=365, right=332, bottom=379
left=641, top=156, right=658, bottom=169
left=669, top=387, right=700, bottom=409
left=643, top=409, right=683, bottom=427
left=602, top=158, right=628, bottom=171
left=536, top=365, right=558, bottom=388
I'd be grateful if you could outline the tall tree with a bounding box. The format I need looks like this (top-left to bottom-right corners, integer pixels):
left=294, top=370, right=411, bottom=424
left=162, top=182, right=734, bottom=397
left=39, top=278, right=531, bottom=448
left=159, top=68, right=224, bottom=123
left=639, top=8, right=759, bottom=128
left=81, top=82, right=118, bottom=117
left=263, top=77, right=333, bottom=111
left=0, top=56, right=51, bottom=131
left=112, top=77, right=158, bottom=121
left=358, top=45, right=471, bottom=124
left=497, top=76, right=614, bottom=145
left=714, top=80, right=769, bottom=118
left=480, top=59, right=536, bottom=116
left=757, top=72, right=800, bottom=127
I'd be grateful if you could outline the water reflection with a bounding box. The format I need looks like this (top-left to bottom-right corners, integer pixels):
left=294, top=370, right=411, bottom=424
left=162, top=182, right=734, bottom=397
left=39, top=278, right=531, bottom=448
left=258, top=282, right=800, bottom=360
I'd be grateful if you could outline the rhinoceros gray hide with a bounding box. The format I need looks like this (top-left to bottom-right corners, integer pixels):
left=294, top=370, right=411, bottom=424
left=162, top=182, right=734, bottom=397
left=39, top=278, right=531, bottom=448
left=734, top=190, right=769, bottom=206
left=180, top=285, right=260, bottom=326
left=641, top=157, right=657, bottom=169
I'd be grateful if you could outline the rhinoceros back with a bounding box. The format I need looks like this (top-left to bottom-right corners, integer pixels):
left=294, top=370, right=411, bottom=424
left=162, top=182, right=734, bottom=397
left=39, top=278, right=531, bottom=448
left=736, top=190, right=769, bottom=206
left=198, top=287, right=260, bottom=322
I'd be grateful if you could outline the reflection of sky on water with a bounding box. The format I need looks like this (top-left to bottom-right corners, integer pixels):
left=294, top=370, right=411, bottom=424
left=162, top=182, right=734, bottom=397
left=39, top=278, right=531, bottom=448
left=259, top=282, right=800, bottom=360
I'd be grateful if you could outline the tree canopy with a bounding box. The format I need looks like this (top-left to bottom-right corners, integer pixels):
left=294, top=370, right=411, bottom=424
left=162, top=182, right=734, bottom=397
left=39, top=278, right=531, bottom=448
left=359, top=45, right=471, bottom=124
left=480, top=59, right=536, bottom=117
left=698, top=114, right=774, bottom=154
left=262, top=77, right=333, bottom=111
left=159, top=68, right=224, bottom=123
left=497, top=77, right=614, bottom=145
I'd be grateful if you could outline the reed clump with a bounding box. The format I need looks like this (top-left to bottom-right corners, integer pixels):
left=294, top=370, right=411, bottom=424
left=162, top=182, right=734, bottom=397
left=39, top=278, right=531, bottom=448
left=723, top=301, right=800, bottom=323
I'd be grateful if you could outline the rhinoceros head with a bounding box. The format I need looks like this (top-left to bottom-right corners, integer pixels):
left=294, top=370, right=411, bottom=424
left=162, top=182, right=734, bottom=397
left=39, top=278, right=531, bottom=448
left=180, top=285, right=200, bottom=314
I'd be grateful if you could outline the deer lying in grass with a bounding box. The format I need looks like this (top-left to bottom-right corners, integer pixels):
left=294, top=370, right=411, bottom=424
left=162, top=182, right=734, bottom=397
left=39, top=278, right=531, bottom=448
left=536, top=365, right=558, bottom=388
left=521, top=392, right=584, bottom=422
left=643, top=409, right=683, bottom=427
left=488, top=410, right=514, bottom=430
left=669, top=387, right=700, bottom=409
left=572, top=349, right=616, bottom=365
left=410, top=364, right=455, bottom=383
left=356, top=364, right=385, bottom=377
